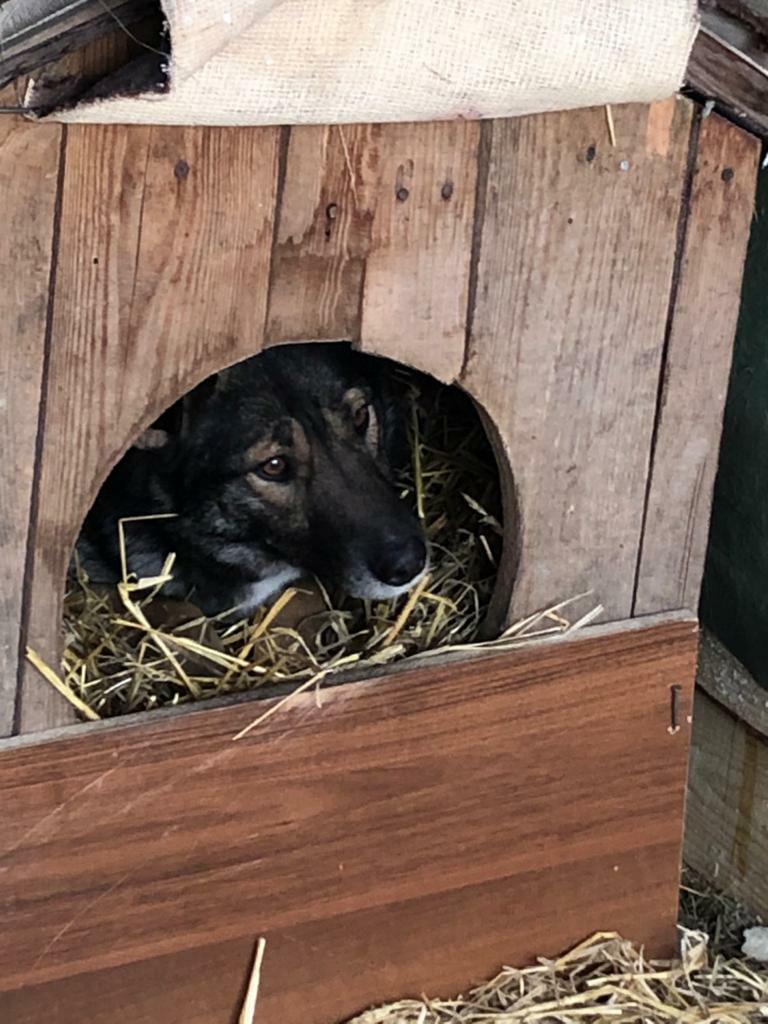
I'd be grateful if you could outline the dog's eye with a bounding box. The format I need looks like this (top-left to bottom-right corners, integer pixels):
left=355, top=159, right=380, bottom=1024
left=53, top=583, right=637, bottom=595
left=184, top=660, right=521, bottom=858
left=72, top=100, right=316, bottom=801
left=255, top=456, right=290, bottom=482
left=352, top=403, right=370, bottom=433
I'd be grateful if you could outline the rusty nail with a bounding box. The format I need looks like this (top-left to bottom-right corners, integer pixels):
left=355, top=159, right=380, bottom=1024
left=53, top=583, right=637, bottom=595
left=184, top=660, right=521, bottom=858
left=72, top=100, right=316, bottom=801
left=668, top=684, right=682, bottom=734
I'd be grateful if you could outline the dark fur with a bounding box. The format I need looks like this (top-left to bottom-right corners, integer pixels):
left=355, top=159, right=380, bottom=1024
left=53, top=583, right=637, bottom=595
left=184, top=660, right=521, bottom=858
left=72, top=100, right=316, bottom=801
left=76, top=343, right=427, bottom=615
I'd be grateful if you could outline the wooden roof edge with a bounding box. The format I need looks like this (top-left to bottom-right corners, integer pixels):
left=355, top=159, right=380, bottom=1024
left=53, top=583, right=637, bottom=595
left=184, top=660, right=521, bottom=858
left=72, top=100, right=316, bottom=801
left=0, top=0, right=156, bottom=93
left=687, top=3, right=768, bottom=139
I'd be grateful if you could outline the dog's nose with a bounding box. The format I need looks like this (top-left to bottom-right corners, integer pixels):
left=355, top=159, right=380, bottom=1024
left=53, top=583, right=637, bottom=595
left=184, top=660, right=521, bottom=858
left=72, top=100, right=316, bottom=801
left=371, top=536, right=427, bottom=588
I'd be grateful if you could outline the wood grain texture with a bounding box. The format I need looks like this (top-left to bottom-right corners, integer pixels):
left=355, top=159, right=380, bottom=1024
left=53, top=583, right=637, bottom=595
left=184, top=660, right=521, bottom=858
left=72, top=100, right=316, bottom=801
left=0, top=100, right=61, bottom=736
left=267, top=120, right=479, bottom=382
left=0, top=0, right=156, bottom=90
left=266, top=124, right=374, bottom=344
left=0, top=615, right=697, bottom=1023
left=697, top=628, right=768, bottom=735
left=634, top=114, right=760, bottom=616
left=685, top=668, right=768, bottom=919
left=687, top=29, right=768, bottom=139
left=359, top=121, right=479, bottom=382
left=462, top=100, right=694, bottom=626
left=18, top=124, right=281, bottom=733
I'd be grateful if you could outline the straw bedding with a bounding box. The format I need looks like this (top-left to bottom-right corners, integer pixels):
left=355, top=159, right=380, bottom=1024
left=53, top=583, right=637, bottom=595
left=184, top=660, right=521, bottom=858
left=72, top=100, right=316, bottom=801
left=38, top=373, right=597, bottom=720
left=340, top=928, right=768, bottom=1024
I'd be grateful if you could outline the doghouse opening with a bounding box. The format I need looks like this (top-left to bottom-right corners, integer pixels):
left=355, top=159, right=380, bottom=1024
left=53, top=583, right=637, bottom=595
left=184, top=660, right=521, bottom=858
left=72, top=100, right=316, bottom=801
left=61, top=343, right=511, bottom=718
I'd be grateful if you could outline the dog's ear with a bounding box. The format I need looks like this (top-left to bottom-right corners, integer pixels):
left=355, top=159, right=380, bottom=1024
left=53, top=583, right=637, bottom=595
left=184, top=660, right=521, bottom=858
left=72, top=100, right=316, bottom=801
left=178, top=373, right=223, bottom=438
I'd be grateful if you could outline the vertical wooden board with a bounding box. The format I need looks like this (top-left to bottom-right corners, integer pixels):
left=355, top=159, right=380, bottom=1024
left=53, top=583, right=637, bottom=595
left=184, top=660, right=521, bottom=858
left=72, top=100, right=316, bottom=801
left=266, top=124, right=374, bottom=344
left=0, top=103, right=62, bottom=736
left=19, top=125, right=281, bottom=733
left=0, top=615, right=697, bottom=1024
left=634, top=115, right=760, bottom=616
left=267, top=119, right=479, bottom=384
left=360, top=120, right=479, bottom=382
left=462, top=100, right=694, bottom=625
left=685, top=689, right=768, bottom=919
left=683, top=630, right=768, bottom=919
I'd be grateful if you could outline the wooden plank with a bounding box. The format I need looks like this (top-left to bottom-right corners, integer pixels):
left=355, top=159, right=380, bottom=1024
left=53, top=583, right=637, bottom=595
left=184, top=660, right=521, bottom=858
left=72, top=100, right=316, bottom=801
left=462, top=100, right=694, bottom=626
left=697, top=628, right=768, bottom=736
left=710, top=0, right=768, bottom=39
left=265, top=124, right=375, bottom=344
left=267, top=121, right=479, bottom=382
left=18, top=124, right=281, bottom=734
left=0, top=94, right=61, bottom=736
left=687, top=29, right=768, bottom=139
left=0, top=615, right=697, bottom=1023
left=0, top=1, right=155, bottom=90
left=360, top=121, right=479, bottom=382
left=634, top=115, right=760, bottom=616
left=684, top=632, right=768, bottom=918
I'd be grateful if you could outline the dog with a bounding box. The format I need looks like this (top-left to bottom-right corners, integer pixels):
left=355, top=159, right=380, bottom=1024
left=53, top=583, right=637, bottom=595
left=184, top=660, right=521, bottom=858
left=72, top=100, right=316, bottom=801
left=75, top=343, right=428, bottom=616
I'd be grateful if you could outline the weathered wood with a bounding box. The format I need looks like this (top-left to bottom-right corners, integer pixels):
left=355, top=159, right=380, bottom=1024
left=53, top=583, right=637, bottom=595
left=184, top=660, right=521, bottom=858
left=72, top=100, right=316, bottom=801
left=266, top=124, right=374, bottom=344
left=708, top=0, right=768, bottom=40
left=360, top=121, right=479, bottom=382
left=687, top=28, right=768, bottom=139
left=0, top=0, right=156, bottom=92
left=0, top=94, right=61, bottom=736
left=634, top=114, right=760, bottom=616
left=462, top=100, right=694, bottom=626
left=684, top=631, right=768, bottom=918
left=1, top=614, right=697, bottom=1024
left=697, top=628, right=768, bottom=736
left=18, top=124, right=281, bottom=733
left=267, top=120, right=479, bottom=384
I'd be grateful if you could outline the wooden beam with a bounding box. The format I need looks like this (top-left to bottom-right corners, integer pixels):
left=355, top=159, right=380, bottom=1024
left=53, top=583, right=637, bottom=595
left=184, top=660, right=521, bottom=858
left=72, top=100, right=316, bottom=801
left=704, top=0, right=768, bottom=42
left=0, top=1, right=157, bottom=92
left=1, top=613, right=697, bottom=1024
left=687, top=18, right=768, bottom=138
left=684, top=629, right=768, bottom=919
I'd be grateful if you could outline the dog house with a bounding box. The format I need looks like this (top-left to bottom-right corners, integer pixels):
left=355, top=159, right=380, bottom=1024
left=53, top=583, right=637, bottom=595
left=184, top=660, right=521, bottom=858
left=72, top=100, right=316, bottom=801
left=0, top=3, right=762, bottom=1022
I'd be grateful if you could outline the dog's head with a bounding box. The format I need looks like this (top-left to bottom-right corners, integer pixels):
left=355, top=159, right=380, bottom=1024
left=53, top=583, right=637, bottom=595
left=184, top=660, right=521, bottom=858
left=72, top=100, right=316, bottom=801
left=149, top=343, right=428, bottom=599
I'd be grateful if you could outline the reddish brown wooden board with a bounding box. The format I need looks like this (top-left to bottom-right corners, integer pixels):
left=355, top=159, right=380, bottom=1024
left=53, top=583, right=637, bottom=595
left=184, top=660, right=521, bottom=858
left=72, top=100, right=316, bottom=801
left=0, top=615, right=697, bottom=1024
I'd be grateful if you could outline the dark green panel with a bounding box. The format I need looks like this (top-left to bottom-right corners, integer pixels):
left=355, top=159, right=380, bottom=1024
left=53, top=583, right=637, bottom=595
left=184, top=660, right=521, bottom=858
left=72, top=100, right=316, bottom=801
left=701, top=160, right=768, bottom=689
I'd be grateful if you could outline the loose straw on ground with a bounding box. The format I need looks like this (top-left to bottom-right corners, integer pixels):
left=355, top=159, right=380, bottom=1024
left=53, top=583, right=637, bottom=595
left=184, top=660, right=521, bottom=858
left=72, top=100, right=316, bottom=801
left=343, top=929, right=768, bottom=1024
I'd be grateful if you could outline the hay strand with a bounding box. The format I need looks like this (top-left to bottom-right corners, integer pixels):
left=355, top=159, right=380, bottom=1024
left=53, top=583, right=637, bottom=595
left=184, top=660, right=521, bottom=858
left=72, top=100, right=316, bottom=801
left=25, top=646, right=101, bottom=721
left=344, top=929, right=768, bottom=1024
left=238, top=936, right=267, bottom=1024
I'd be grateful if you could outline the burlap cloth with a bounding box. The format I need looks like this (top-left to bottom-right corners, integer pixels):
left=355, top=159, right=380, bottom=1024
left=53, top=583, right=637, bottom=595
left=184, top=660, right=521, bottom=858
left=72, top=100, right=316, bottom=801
left=48, top=0, right=699, bottom=125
